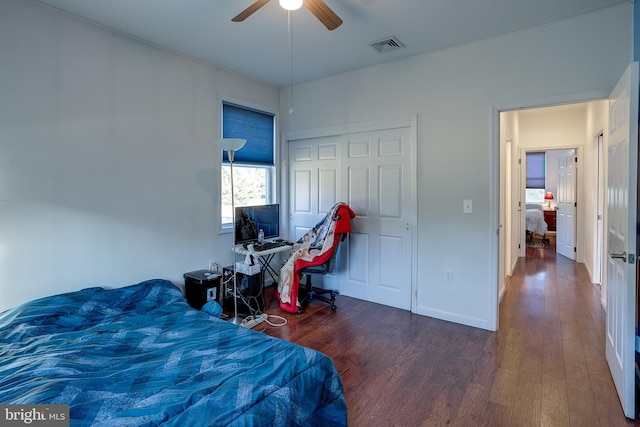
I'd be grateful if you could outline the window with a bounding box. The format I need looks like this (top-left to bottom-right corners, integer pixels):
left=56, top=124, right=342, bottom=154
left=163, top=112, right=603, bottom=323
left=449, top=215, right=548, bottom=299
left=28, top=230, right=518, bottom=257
left=525, top=188, right=546, bottom=203
left=220, top=102, right=275, bottom=227
left=526, top=152, right=546, bottom=203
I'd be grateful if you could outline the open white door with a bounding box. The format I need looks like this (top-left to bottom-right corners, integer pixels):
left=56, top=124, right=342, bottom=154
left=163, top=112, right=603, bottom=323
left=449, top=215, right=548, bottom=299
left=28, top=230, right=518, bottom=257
left=556, top=150, right=577, bottom=260
left=606, top=62, right=638, bottom=419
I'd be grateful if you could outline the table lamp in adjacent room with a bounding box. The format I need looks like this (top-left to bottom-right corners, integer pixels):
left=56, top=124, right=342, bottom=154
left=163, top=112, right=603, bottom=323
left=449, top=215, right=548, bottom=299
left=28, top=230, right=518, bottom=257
left=545, top=191, right=554, bottom=209
left=215, top=138, right=247, bottom=325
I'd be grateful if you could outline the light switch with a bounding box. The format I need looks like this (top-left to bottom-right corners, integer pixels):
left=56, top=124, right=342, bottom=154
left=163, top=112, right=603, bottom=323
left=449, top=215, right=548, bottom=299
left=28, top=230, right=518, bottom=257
left=463, top=199, right=472, bottom=214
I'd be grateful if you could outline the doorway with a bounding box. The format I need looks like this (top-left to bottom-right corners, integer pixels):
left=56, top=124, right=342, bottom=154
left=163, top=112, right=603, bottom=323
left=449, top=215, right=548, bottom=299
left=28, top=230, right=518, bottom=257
left=496, top=66, right=638, bottom=418
left=520, top=148, right=577, bottom=259
left=498, top=100, right=608, bottom=303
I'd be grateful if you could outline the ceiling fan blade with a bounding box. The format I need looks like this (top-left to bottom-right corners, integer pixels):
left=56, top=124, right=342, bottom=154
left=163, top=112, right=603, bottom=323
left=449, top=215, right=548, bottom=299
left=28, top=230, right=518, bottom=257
left=304, top=0, right=343, bottom=31
left=232, top=0, right=271, bottom=22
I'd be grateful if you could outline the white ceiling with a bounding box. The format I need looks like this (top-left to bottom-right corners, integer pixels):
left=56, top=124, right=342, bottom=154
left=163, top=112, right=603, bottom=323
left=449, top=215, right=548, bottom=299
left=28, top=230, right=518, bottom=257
left=31, top=0, right=630, bottom=88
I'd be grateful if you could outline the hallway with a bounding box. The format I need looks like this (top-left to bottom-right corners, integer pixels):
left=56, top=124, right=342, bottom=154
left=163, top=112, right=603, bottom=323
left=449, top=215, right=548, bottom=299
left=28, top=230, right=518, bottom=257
left=498, top=244, right=635, bottom=425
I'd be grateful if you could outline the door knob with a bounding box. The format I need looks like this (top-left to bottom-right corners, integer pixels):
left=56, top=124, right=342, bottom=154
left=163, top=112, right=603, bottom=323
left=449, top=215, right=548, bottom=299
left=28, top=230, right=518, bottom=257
left=608, top=250, right=627, bottom=262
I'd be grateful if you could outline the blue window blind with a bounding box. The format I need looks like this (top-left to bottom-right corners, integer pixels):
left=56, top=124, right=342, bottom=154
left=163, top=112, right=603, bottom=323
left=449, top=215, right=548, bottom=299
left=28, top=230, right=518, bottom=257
left=526, top=152, right=545, bottom=188
left=222, top=103, right=274, bottom=165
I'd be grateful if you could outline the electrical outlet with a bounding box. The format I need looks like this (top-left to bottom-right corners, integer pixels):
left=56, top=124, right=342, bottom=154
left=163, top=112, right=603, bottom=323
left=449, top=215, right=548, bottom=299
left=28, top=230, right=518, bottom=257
left=445, top=271, right=454, bottom=284
left=463, top=200, right=472, bottom=214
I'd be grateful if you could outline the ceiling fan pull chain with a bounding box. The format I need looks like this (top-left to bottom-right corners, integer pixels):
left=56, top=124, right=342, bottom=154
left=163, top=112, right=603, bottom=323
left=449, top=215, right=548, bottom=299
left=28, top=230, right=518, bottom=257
left=288, top=10, right=294, bottom=114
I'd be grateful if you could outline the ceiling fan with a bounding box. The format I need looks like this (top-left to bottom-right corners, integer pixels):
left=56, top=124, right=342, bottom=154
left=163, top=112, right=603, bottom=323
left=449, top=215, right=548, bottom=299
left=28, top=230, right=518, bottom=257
left=232, top=0, right=343, bottom=31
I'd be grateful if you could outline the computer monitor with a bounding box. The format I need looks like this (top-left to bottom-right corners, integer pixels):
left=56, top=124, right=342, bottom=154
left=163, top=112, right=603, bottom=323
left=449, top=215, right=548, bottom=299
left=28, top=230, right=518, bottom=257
left=234, top=204, right=280, bottom=245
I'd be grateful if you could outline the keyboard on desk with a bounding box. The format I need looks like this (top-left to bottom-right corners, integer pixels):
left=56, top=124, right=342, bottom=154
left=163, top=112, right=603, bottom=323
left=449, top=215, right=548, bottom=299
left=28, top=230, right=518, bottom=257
left=252, top=241, right=293, bottom=252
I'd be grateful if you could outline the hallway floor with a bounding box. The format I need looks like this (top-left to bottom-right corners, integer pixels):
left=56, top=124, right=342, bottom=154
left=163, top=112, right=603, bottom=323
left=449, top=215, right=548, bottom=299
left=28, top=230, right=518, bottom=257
left=498, top=244, right=636, bottom=425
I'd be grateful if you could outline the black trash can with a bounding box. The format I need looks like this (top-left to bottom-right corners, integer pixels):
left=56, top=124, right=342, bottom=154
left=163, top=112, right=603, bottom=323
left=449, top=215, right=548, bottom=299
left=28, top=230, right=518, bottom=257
left=184, top=270, right=222, bottom=310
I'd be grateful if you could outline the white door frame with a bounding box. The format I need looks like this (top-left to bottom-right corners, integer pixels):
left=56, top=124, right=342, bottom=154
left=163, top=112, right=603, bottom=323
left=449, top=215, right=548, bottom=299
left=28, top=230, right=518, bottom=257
left=594, top=131, right=605, bottom=296
left=491, top=90, right=609, bottom=330
left=281, top=115, right=418, bottom=312
left=518, top=147, right=580, bottom=259
left=518, top=148, right=526, bottom=258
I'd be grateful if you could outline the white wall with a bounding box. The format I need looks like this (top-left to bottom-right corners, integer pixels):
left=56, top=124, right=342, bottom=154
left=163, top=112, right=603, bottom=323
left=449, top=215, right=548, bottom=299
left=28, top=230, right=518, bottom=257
left=0, top=0, right=280, bottom=311
left=519, top=108, right=587, bottom=150
left=500, top=111, right=521, bottom=278
left=499, top=110, right=517, bottom=298
left=280, top=5, right=633, bottom=329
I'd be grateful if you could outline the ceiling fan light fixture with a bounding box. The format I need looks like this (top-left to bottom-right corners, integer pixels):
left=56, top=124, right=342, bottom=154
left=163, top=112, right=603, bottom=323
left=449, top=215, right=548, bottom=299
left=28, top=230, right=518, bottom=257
left=279, top=0, right=303, bottom=11
left=232, top=0, right=342, bottom=31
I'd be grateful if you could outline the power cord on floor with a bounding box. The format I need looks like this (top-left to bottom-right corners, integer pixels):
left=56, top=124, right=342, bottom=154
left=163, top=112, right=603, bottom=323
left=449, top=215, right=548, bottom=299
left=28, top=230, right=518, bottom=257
left=222, top=270, right=287, bottom=331
left=263, top=313, right=287, bottom=327
left=239, top=312, right=287, bottom=331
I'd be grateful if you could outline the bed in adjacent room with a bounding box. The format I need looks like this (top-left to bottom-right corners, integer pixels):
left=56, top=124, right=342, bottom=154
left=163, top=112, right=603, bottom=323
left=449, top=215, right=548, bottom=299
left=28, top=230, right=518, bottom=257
left=0, top=279, right=347, bottom=426
left=525, top=203, right=549, bottom=242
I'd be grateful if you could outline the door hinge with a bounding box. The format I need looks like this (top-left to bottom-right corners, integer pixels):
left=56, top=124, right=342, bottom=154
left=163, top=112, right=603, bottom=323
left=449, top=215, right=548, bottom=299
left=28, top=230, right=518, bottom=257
left=574, top=156, right=578, bottom=163
left=574, top=247, right=577, bottom=253
left=629, top=254, right=636, bottom=264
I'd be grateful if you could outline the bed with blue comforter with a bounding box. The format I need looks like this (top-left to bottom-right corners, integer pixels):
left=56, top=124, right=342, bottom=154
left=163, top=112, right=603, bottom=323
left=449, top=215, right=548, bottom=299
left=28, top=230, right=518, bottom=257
left=0, top=279, right=347, bottom=426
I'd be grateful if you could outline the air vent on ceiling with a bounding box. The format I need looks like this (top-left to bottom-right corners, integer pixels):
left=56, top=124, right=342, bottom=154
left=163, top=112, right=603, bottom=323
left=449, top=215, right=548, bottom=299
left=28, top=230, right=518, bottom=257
left=370, top=36, right=405, bottom=53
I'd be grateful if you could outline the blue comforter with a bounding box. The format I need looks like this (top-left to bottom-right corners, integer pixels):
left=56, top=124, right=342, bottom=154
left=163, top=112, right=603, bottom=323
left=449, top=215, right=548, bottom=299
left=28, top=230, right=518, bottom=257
left=0, top=280, right=347, bottom=426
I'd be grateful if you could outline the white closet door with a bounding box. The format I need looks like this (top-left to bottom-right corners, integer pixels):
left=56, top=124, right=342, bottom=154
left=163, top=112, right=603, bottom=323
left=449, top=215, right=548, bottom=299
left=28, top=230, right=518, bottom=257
left=287, top=119, right=416, bottom=310
left=289, top=135, right=342, bottom=239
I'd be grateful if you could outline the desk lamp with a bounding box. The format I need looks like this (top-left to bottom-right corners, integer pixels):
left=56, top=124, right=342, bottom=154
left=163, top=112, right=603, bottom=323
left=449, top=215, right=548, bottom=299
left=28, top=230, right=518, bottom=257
left=216, top=138, right=247, bottom=325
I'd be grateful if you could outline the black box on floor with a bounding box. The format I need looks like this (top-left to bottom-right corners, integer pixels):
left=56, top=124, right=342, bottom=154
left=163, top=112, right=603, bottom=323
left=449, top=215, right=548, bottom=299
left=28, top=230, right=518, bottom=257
left=222, top=266, right=264, bottom=314
left=184, top=269, right=222, bottom=310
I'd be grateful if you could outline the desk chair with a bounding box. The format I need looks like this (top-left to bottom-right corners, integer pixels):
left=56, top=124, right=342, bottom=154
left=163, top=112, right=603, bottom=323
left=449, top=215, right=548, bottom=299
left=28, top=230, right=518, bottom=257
left=297, top=234, right=346, bottom=313
left=278, top=202, right=355, bottom=314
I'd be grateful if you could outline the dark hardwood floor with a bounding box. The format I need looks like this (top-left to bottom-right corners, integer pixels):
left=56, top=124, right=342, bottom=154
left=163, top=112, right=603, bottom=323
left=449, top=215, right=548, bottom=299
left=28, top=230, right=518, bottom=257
left=256, top=244, right=639, bottom=426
